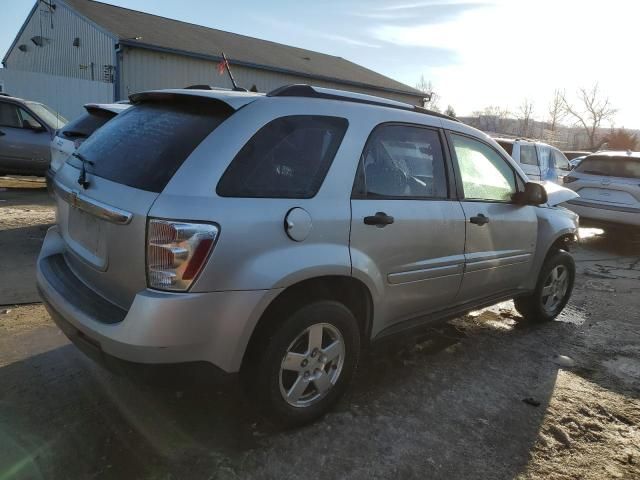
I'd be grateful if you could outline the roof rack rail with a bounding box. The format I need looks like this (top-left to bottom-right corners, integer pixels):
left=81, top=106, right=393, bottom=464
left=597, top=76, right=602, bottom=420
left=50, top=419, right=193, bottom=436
left=267, top=84, right=459, bottom=122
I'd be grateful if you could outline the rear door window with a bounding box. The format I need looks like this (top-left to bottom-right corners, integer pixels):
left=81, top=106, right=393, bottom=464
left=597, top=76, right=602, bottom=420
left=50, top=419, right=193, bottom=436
left=69, top=101, right=230, bottom=193
left=217, top=115, right=348, bottom=198
left=60, top=109, right=115, bottom=140
left=519, top=144, right=539, bottom=166
left=353, top=124, right=448, bottom=199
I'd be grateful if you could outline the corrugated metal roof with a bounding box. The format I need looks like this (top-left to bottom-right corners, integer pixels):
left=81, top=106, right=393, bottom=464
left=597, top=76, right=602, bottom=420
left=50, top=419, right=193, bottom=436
left=60, top=0, right=423, bottom=98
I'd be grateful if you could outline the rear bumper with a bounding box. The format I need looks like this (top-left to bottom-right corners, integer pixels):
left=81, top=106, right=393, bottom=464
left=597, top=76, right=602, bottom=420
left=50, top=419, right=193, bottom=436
left=565, top=199, right=640, bottom=227
left=36, top=226, right=281, bottom=373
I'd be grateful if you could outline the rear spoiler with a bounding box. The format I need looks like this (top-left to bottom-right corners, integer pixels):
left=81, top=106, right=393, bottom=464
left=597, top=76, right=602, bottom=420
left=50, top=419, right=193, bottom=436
left=129, top=89, right=262, bottom=111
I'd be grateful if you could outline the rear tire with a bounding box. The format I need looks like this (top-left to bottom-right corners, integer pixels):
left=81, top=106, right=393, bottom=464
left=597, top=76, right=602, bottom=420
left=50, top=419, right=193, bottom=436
left=243, top=300, right=361, bottom=427
left=514, top=249, right=575, bottom=322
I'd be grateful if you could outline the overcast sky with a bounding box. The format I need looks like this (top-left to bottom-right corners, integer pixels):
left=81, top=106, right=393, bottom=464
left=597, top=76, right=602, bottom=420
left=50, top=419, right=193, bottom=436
left=2, top=0, right=638, bottom=127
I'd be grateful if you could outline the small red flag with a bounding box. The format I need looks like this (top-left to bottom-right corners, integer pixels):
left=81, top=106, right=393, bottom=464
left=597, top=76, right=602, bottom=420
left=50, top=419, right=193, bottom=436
left=217, top=58, right=227, bottom=75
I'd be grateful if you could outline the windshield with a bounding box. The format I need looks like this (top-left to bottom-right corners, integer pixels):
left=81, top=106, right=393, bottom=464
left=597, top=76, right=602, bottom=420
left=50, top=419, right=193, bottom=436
left=576, top=155, right=640, bottom=179
left=26, top=101, right=67, bottom=129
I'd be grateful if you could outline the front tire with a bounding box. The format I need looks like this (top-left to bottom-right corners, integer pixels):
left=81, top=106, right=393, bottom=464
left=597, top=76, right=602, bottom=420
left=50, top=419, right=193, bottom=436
left=514, top=249, right=575, bottom=322
left=244, top=300, right=361, bottom=427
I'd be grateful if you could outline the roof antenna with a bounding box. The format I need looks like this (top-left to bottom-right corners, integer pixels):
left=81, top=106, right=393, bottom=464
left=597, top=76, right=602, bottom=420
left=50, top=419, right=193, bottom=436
left=217, top=52, right=247, bottom=92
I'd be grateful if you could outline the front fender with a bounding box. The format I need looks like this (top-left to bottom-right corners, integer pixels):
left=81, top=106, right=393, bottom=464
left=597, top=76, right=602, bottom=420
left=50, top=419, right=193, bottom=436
left=526, top=206, right=579, bottom=290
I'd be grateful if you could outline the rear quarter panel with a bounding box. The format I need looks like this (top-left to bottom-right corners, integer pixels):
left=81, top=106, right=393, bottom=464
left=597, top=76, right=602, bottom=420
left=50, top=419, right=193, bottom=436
left=153, top=98, right=382, bottom=292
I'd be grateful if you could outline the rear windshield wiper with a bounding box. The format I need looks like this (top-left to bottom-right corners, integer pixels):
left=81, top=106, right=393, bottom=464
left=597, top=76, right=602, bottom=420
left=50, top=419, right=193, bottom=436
left=72, top=152, right=94, bottom=189
left=62, top=130, right=88, bottom=139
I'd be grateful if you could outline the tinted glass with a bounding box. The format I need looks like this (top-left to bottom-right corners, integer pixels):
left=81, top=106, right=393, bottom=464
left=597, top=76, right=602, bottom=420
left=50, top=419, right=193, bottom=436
left=576, top=156, right=640, bottom=179
left=356, top=125, right=447, bottom=199
left=25, top=101, right=67, bottom=128
left=496, top=140, right=513, bottom=155
left=69, top=101, right=229, bottom=192
left=217, top=115, right=348, bottom=198
left=553, top=149, right=570, bottom=170
left=519, top=144, right=538, bottom=165
left=60, top=109, right=115, bottom=139
left=18, top=108, right=41, bottom=128
left=0, top=102, right=21, bottom=128
left=451, top=134, right=517, bottom=201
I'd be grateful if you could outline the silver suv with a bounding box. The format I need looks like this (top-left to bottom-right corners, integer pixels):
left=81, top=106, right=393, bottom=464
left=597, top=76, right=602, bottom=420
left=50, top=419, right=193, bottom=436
left=37, top=85, right=579, bottom=426
left=563, top=150, right=640, bottom=228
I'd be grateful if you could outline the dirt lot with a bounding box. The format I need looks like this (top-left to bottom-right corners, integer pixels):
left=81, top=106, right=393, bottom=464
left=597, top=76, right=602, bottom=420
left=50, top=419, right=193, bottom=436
left=0, top=177, right=638, bottom=480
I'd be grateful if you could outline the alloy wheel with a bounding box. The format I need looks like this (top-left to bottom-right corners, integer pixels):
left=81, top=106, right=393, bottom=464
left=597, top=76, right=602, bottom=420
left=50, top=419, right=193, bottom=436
left=541, top=265, right=569, bottom=314
left=279, top=323, right=345, bottom=408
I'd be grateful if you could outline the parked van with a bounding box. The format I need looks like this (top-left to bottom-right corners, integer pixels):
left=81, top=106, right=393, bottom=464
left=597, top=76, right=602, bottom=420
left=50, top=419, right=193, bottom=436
left=495, top=138, right=570, bottom=183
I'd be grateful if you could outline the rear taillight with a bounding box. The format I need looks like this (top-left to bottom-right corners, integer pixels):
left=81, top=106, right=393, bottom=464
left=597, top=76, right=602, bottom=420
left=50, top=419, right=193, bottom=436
left=563, top=176, right=578, bottom=184
left=146, top=219, right=218, bottom=291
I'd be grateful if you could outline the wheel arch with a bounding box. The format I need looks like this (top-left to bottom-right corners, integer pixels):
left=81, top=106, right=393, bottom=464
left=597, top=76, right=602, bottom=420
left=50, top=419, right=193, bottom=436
left=241, top=275, right=373, bottom=372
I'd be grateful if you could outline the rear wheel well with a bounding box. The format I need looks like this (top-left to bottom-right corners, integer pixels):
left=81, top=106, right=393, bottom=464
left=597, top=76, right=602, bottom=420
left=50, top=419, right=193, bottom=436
left=242, top=276, right=372, bottom=371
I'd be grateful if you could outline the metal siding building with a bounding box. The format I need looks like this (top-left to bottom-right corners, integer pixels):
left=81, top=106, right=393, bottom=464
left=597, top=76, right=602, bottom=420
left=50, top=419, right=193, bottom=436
left=3, top=1, right=116, bottom=82
left=2, top=0, right=424, bottom=116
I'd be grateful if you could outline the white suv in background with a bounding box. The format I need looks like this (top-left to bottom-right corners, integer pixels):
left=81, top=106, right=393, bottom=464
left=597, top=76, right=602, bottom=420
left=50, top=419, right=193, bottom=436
left=48, top=102, right=130, bottom=189
left=495, top=138, right=571, bottom=184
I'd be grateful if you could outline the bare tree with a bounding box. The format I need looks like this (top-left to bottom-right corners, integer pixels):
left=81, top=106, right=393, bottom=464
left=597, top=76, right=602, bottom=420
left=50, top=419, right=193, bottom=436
left=561, top=83, right=617, bottom=149
left=518, top=99, right=535, bottom=137
left=416, top=74, right=440, bottom=112
left=445, top=105, right=456, bottom=118
left=470, top=106, right=511, bottom=133
left=548, top=89, right=565, bottom=132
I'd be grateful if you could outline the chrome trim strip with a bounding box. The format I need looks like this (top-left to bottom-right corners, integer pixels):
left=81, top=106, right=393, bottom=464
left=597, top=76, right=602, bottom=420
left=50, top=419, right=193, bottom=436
left=567, top=198, right=640, bottom=214
left=388, top=263, right=464, bottom=285
left=464, top=253, right=532, bottom=273
left=54, top=180, right=133, bottom=225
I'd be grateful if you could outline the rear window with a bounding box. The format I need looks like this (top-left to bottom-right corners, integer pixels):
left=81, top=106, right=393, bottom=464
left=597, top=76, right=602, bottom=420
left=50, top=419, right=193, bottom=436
left=70, top=101, right=229, bottom=192
left=59, top=109, right=115, bottom=139
left=496, top=141, right=513, bottom=155
left=576, top=155, right=640, bottom=179
left=216, top=115, right=348, bottom=198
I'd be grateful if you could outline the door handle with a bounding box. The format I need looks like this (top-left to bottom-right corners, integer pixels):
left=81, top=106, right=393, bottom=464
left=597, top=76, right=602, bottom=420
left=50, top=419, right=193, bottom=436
left=470, top=214, right=490, bottom=226
left=364, top=211, right=394, bottom=227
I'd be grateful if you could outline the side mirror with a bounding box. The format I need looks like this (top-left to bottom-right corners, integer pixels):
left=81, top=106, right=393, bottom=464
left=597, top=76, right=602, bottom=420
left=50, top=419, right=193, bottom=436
left=513, top=182, right=548, bottom=205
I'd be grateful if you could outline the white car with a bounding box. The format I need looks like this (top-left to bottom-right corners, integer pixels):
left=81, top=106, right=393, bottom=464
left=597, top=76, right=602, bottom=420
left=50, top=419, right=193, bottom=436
left=563, top=151, right=640, bottom=228
left=47, top=103, right=130, bottom=187
left=495, top=138, right=571, bottom=184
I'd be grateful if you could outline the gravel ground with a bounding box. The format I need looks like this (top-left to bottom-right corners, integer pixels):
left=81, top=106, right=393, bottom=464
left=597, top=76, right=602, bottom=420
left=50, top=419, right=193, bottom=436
left=0, top=177, right=638, bottom=480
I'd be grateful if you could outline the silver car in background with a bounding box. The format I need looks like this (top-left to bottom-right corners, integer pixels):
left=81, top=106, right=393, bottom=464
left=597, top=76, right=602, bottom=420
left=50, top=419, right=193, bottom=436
left=37, top=85, right=579, bottom=426
left=0, top=94, right=66, bottom=176
left=563, top=151, right=640, bottom=228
